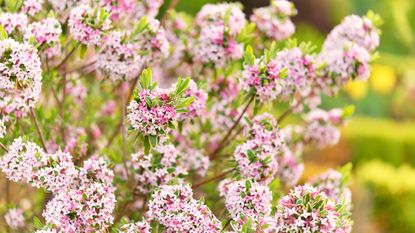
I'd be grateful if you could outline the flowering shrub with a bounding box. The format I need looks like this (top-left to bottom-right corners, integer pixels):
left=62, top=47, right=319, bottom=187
left=0, top=0, right=381, bottom=232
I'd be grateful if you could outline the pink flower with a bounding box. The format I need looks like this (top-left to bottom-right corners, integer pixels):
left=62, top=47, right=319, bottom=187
left=323, top=15, right=380, bottom=53
left=251, top=0, right=297, bottom=41
left=0, top=39, right=42, bottom=116
left=148, top=184, right=222, bottom=232
left=130, top=144, right=187, bottom=193
left=68, top=5, right=111, bottom=45
left=224, top=179, right=273, bottom=231
left=21, top=0, right=44, bottom=16
left=4, top=208, right=25, bottom=230
left=275, top=184, right=352, bottom=232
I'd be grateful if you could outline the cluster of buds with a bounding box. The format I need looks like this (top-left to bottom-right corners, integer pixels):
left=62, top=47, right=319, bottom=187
left=251, top=0, right=297, bottom=41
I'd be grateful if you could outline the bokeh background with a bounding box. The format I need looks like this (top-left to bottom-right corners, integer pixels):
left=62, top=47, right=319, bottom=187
left=162, top=0, right=415, bottom=232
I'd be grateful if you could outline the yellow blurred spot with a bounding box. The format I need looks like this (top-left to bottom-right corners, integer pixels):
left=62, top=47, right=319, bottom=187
left=370, top=64, right=397, bottom=94
left=345, top=80, right=368, bottom=100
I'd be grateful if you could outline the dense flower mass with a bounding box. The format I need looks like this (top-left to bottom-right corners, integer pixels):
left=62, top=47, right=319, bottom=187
left=318, top=43, right=371, bottom=94
left=4, top=208, right=25, bottom=230
left=310, top=168, right=352, bottom=203
left=43, top=182, right=116, bottom=232
left=303, top=108, right=348, bottom=148
left=0, top=13, right=28, bottom=34
left=130, top=144, right=187, bottom=193
left=22, top=0, right=44, bottom=16
left=275, top=47, right=315, bottom=98
left=323, top=15, right=380, bottom=53
left=0, top=138, right=77, bottom=192
left=240, top=57, right=286, bottom=102
left=224, top=179, right=273, bottom=231
left=275, top=184, right=351, bottom=232
left=148, top=184, right=222, bottom=232
left=127, top=70, right=193, bottom=138
left=24, top=17, right=62, bottom=57
left=251, top=0, right=297, bottom=41
left=0, top=1, right=378, bottom=231
left=68, top=4, right=111, bottom=45
left=193, top=3, right=246, bottom=66
left=177, top=79, right=207, bottom=120
left=0, top=39, right=42, bottom=115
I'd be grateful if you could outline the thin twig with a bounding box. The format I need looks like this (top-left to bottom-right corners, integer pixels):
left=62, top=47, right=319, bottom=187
left=54, top=43, right=80, bottom=70
left=61, top=60, right=97, bottom=75
left=192, top=168, right=235, bottom=189
left=106, top=74, right=140, bottom=148
left=209, top=95, right=254, bottom=159
left=30, top=108, right=49, bottom=153
left=161, top=0, right=180, bottom=24
left=120, top=85, right=130, bottom=178
left=221, top=218, right=232, bottom=232
left=0, top=142, right=8, bottom=152
left=277, top=98, right=305, bottom=123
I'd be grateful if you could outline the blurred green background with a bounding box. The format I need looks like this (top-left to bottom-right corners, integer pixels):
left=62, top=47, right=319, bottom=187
left=165, top=0, right=415, bottom=232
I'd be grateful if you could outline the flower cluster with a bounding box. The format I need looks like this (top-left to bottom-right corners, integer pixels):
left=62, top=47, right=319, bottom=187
left=0, top=13, right=28, bottom=34
left=68, top=4, right=111, bottom=45
left=148, top=184, right=222, bottom=232
left=79, top=154, right=114, bottom=188
left=317, top=13, right=380, bottom=95
left=193, top=3, right=246, bottom=67
left=127, top=69, right=193, bottom=139
left=275, top=184, right=351, bottom=232
left=251, top=0, right=297, bottom=41
left=224, top=179, right=273, bottom=231
left=98, top=18, right=169, bottom=81
left=24, top=17, right=62, bottom=58
left=119, top=220, right=152, bottom=233
left=177, top=79, right=207, bottom=120
left=276, top=145, right=304, bottom=187
left=0, top=138, right=77, bottom=192
left=235, top=114, right=283, bottom=184
left=0, top=39, right=42, bottom=115
left=22, top=0, right=44, bottom=16
left=240, top=51, right=286, bottom=102
left=275, top=47, right=315, bottom=98
left=303, top=108, right=348, bottom=149
left=4, top=208, right=25, bottom=230
left=43, top=182, right=116, bottom=232
left=323, top=15, right=380, bottom=53
left=131, top=144, right=187, bottom=193
left=310, top=168, right=352, bottom=203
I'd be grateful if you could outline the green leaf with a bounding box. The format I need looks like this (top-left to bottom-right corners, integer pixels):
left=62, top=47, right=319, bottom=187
left=244, top=45, right=255, bottom=66
left=80, top=44, right=88, bottom=58
left=149, top=135, right=158, bottom=147
left=0, top=25, right=7, bottom=40
left=139, top=68, right=153, bottom=90
left=33, top=216, right=44, bottom=229
left=143, top=136, right=151, bottom=154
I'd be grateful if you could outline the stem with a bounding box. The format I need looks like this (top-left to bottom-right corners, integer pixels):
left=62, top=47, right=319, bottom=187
left=54, top=43, right=80, bottom=70
left=120, top=85, right=130, bottom=178
left=0, top=142, right=8, bottom=152
left=106, top=74, right=140, bottom=148
left=209, top=95, right=254, bottom=158
left=277, top=98, right=305, bottom=124
left=30, top=108, right=49, bottom=153
left=161, top=0, right=180, bottom=24
left=192, top=168, right=235, bottom=189
left=61, top=60, right=96, bottom=75
left=221, top=218, right=231, bottom=232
